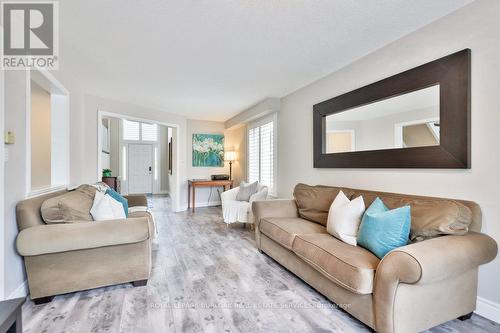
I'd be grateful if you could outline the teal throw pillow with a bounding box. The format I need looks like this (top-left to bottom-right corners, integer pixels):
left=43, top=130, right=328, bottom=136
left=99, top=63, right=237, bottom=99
left=357, top=197, right=410, bottom=259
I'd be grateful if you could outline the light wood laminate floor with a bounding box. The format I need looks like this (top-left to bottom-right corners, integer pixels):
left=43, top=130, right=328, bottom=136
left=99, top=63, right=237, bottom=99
left=22, top=195, right=500, bottom=333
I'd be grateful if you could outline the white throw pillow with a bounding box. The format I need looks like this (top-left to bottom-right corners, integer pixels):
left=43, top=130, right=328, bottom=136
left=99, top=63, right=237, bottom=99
left=326, top=191, right=365, bottom=246
left=90, top=191, right=126, bottom=221
left=235, top=181, right=259, bottom=202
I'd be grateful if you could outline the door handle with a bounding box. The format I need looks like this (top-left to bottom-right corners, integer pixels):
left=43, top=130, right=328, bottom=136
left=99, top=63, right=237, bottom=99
left=149, top=166, right=152, bottom=172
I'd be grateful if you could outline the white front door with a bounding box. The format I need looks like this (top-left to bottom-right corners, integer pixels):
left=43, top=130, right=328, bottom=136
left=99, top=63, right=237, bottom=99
left=128, top=143, right=153, bottom=194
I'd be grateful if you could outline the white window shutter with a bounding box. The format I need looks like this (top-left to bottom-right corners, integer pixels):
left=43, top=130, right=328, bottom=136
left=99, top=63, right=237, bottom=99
left=123, top=119, right=140, bottom=141
left=259, top=122, right=273, bottom=189
left=248, top=127, right=260, bottom=183
left=247, top=119, right=274, bottom=193
left=141, top=123, right=158, bottom=141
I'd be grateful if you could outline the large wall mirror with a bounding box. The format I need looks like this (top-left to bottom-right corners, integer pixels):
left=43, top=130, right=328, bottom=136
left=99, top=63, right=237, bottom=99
left=314, top=49, right=470, bottom=168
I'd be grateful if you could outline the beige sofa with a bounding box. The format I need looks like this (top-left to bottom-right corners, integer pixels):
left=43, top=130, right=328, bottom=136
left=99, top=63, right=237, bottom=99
left=252, top=184, right=498, bottom=333
left=16, top=189, right=153, bottom=304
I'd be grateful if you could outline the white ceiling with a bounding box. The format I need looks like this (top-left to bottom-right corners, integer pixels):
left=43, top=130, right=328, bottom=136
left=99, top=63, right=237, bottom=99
left=59, top=0, right=473, bottom=121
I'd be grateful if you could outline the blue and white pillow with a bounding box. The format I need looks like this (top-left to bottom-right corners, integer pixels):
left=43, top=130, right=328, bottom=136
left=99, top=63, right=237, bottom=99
left=105, top=188, right=128, bottom=217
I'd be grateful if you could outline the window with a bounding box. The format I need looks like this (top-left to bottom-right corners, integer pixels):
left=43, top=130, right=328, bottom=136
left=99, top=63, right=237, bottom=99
left=142, top=123, right=158, bottom=141
left=248, top=126, right=260, bottom=184
left=248, top=115, right=276, bottom=193
left=123, top=120, right=157, bottom=141
left=123, top=119, right=140, bottom=141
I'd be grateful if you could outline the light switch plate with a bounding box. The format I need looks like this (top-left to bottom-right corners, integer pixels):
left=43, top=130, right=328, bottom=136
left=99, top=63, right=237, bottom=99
left=4, top=131, right=15, bottom=144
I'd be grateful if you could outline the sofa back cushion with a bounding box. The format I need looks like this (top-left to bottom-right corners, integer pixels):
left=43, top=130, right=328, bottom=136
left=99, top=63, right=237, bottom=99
left=293, top=184, right=353, bottom=226
left=41, top=185, right=97, bottom=223
left=349, top=189, right=473, bottom=240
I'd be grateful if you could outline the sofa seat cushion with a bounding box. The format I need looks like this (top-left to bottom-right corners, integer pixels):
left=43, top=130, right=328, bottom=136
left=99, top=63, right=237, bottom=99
left=16, top=217, right=150, bottom=256
left=259, top=217, right=327, bottom=250
left=292, top=234, right=380, bottom=294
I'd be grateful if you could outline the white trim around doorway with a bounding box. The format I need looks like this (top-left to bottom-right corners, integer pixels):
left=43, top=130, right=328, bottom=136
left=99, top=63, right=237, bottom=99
left=97, top=110, right=181, bottom=211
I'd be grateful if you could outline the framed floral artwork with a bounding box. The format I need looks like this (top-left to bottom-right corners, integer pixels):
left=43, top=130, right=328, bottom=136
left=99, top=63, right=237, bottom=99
left=192, top=134, right=224, bottom=167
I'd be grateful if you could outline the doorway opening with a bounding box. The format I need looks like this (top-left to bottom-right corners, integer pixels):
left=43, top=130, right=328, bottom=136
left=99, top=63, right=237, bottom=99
left=98, top=114, right=175, bottom=198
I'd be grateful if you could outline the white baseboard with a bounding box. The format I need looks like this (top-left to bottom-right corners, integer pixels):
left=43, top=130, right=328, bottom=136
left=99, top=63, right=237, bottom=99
left=7, top=280, right=28, bottom=300
left=476, top=296, right=500, bottom=323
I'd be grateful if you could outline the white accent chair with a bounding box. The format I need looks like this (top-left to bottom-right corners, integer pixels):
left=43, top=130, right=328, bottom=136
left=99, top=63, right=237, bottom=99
left=221, top=183, right=268, bottom=227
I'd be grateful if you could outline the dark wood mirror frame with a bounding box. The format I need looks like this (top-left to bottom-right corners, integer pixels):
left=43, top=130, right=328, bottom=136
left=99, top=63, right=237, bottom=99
left=313, top=49, right=471, bottom=169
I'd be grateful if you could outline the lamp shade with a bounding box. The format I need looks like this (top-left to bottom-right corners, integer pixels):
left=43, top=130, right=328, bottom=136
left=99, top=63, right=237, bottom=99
left=224, top=151, right=236, bottom=161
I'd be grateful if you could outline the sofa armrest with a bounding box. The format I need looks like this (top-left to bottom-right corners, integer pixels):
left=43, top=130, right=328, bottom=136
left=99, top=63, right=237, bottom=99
left=124, top=194, right=148, bottom=207
left=249, top=187, right=269, bottom=203
left=376, top=232, right=497, bottom=285
left=221, top=187, right=239, bottom=202
left=246, top=188, right=269, bottom=224
left=252, top=199, right=298, bottom=228
left=17, top=217, right=151, bottom=256
left=374, top=232, right=497, bottom=332
left=252, top=199, right=298, bottom=249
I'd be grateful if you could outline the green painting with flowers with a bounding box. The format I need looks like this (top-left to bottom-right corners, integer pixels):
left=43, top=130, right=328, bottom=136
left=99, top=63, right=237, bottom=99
left=192, top=134, right=224, bottom=167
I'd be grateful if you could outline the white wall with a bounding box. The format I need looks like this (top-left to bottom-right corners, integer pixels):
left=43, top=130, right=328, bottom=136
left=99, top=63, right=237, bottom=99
left=0, top=70, right=4, bottom=299
left=159, top=125, right=170, bottom=193
left=186, top=119, right=228, bottom=208
left=100, top=117, right=119, bottom=181
left=109, top=117, right=120, bottom=175
left=60, top=92, right=188, bottom=211
left=30, top=82, right=52, bottom=190
left=50, top=94, right=70, bottom=187
left=4, top=71, right=28, bottom=298
left=224, top=124, right=247, bottom=185
left=278, top=0, right=500, bottom=311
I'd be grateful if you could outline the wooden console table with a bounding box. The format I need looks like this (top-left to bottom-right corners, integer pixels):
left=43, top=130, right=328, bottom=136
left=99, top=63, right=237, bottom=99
left=188, top=179, right=233, bottom=212
left=0, top=297, right=23, bottom=333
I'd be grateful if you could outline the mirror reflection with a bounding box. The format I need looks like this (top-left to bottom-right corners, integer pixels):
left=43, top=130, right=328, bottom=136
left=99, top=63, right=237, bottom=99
left=325, top=85, right=440, bottom=153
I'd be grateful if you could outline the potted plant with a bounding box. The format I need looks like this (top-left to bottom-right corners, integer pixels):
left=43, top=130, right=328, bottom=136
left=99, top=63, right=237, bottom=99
left=102, top=168, right=112, bottom=177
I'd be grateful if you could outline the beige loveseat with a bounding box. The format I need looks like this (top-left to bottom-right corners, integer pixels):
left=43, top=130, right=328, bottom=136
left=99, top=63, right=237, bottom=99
left=252, top=184, right=497, bottom=333
left=16, top=189, right=153, bottom=304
